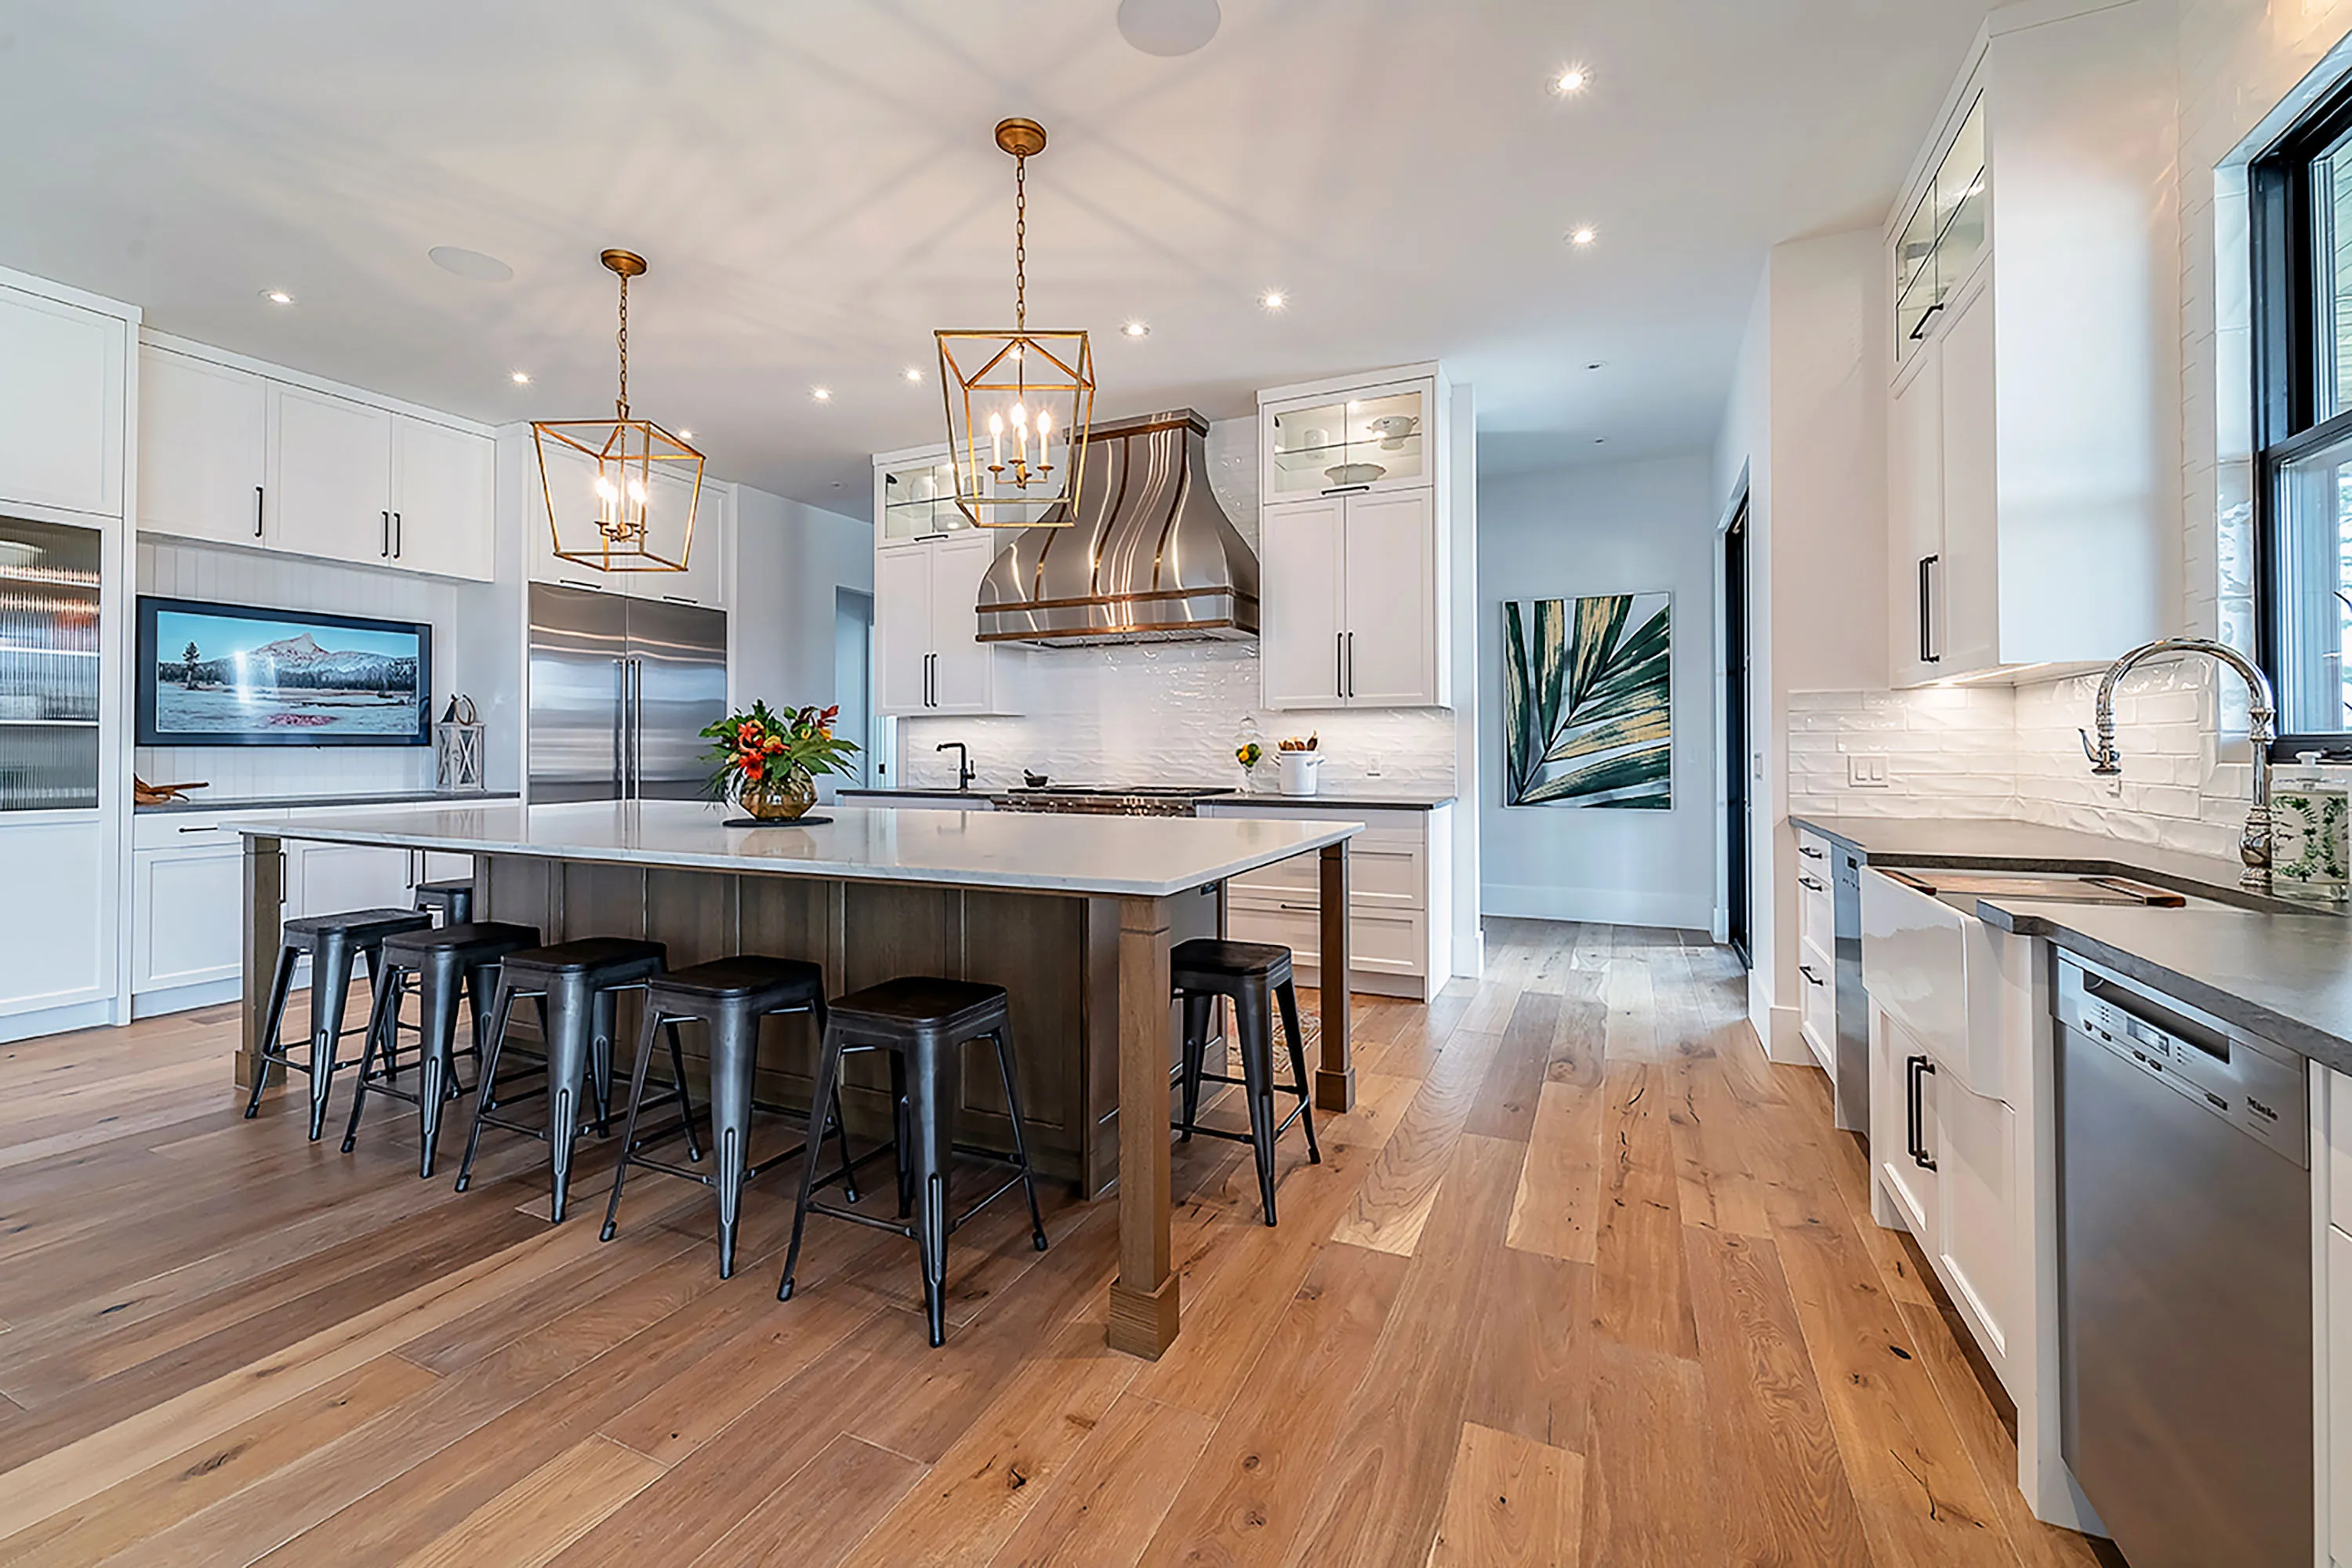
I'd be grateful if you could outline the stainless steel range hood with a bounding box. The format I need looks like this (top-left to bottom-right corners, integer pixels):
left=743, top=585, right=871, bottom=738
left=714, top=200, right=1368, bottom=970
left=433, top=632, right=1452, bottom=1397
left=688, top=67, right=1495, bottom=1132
left=975, top=408, right=1259, bottom=646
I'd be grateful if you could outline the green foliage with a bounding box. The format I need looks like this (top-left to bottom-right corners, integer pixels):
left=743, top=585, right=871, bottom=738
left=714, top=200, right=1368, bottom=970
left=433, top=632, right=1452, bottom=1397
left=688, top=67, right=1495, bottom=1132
left=1504, top=593, right=1671, bottom=808
left=700, top=700, right=860, bottom=800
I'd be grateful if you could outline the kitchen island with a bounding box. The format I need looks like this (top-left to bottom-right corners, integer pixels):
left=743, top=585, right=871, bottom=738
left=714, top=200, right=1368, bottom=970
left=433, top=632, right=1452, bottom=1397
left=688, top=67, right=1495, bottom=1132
left=233, top=799, right=1359, bottom=1358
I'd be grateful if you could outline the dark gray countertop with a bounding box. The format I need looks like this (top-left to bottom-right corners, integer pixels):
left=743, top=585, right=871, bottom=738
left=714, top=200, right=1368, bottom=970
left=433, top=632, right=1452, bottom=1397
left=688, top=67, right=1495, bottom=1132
left=1800, top=813, right=2352, bottom=1068
left=136, top=789, right=520, bottom=815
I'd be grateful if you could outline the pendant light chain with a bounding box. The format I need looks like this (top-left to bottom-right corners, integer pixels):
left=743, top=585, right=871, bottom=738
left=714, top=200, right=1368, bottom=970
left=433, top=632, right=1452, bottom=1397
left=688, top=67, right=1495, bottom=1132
left=1014, top=154, right=1027, bottom=332
left=615, top=270, right=630, bottom=419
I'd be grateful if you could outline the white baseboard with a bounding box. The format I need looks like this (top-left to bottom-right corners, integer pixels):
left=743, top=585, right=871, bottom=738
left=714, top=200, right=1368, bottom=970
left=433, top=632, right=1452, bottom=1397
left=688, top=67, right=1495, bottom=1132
left=132, top=977, right=241, bottom=1019
left=1482, top=882, right=1714, bottom=931
left=0, top=996, right=120, bottom=1044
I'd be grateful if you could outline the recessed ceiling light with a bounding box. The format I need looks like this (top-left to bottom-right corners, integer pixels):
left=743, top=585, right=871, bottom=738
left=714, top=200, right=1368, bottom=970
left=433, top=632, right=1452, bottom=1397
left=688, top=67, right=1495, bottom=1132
left=510, top=370, right=532, bottom=385
left=811, top=387, right=833, bottom=402
left=1553, top=65, right=1590, bottom=95
left=1585, top=361, right=1605, bottom=372
left=1122, top=321, right=1150, bottom=338
left=676, top=428, right=694, bottom=441
left=428, top=245, right=514, bottom=283
left=1260, top=290, right=1287, bottom=311
left=903, top=366, right=923, bottom=383
left=1593, top=437, right=1606, bottom=445
left=1568, top=226, right=1597, bottom=247
left=262, top=289, right=293, bottom=306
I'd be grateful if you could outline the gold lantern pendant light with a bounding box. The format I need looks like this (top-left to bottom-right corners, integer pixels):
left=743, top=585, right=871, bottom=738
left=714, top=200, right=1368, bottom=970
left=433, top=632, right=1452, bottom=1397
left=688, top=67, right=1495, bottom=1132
left=937, top=118, right=1096, bottom=528
left=533, top=249, right=705, bottom=572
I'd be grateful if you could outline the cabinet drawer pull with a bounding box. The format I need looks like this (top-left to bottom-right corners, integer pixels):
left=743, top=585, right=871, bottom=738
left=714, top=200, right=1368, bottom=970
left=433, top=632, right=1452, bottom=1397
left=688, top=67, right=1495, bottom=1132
left=1908, top=301, right=1946, bottom=341
left=1798, top=963, right=1824, bottom=987
left=557, top=578, right=607, bottom=593
left=1321, top=483, right=1371, bottom=496
left=1798, top=844, right=1826, bottom=859
left=1798, top=874, right=1826, bottom=892
left=1276, top=902, right=1321, bottom=913
left=177, top=823, right=218, bottom=833
left=1905, top=1054, right=1938, bottom=1171
left=660, top=595, right=699, bottom=605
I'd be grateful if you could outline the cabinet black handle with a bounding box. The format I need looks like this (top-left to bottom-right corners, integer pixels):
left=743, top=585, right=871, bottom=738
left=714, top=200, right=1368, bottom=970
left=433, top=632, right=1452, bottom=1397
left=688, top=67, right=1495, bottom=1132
left=1798, top=963, right=1824, bottom=987
left=1799, top=844, right=1826, bottom=859
left=1798, top=874, right=1826, bottom=892
left=1321, top=484, right=1371, bottom=496
left=253, top=485, right=265, bottom=538
left=1909, top=301, right=1946, bottom=342
left=381, top=511, right=390, bottom=558
left=394, top=511, right=402, bottom=558
left=1918, top=555, right=1940, bottom=664
left=1905, top=1054, right=1938, bottom=1171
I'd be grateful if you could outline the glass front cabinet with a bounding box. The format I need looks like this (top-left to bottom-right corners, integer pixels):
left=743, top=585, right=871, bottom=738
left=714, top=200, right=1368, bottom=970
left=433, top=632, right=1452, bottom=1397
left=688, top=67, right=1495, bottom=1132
left=1894, top=94, right=1987, bottom=362
left=873, top=446, right=970, bottom=546
left=1261, top=377, right=1436, bottom=504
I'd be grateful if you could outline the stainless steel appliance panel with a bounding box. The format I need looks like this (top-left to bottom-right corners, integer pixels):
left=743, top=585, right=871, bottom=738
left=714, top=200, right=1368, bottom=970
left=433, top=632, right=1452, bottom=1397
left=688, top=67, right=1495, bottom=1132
left=2054, top=956, right=2310, bottom=1568
left=1831, top=844, right=1867, bottom=1135
left=527, top=584, right=628, bottom=804
left=624, top=597, right=727, bottom=800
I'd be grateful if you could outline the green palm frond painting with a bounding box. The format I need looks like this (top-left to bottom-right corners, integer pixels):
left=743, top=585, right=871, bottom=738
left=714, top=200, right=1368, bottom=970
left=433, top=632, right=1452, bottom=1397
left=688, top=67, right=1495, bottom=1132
left=1504, top=592, right=1671, bottom=809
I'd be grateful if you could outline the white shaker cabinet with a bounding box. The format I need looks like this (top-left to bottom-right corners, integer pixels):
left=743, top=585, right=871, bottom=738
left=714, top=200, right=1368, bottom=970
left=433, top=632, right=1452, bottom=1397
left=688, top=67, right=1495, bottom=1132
left=0, top=283, right=125, bottom=519
left=1260, top=487, right=1441, bottom=710
left=0, top=817, right=111, bottom=1029
left=269, top=383, right=397, bottom=568
left=390, top=413, right=495, bottom=582
left=138, top=347, right=269, bottom=546
left=1889, top=277, right=1998, bottom=683
left=874, top=543, right=935, bottom=715
left=869, top=444, right=1019, bottom=718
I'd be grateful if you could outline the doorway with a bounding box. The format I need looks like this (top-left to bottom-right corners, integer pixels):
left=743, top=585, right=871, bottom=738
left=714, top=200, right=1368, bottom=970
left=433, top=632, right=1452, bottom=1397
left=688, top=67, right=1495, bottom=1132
left=1722, top=494, right=1751, bottom=966
left=833, top=589, right=877, bottom=790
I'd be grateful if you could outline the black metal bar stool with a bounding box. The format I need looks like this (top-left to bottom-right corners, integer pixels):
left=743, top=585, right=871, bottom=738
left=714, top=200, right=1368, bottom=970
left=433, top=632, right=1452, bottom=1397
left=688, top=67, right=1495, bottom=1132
left=340, top=921, right=541, bottom=1177
left=412, top=878, right=475, bottom=927
left=245, top=907, right=434, bottom=1140
left=600, top=956, right=865, bottom=1279
left=778, top=977, right=1048, bottom=1347
left=1172, top=938, right=1320, bottom=1225
left=455, top=937, right=670, bottom=1222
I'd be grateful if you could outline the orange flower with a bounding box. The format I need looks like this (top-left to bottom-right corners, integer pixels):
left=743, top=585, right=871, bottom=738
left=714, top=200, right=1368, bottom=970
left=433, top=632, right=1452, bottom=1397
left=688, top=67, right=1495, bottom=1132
left=743, top=759, right=764, bottom=781
left=763, top=735, right=784, bottom=753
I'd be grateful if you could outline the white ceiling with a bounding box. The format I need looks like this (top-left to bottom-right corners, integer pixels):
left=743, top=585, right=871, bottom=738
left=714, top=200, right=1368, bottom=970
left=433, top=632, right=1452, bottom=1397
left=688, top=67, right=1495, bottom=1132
left=0, top=1, right=1991, bottom=515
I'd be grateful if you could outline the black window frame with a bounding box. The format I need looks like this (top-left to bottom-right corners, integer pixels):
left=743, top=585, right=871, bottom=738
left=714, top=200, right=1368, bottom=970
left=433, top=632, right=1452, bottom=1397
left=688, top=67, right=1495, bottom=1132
left=2252, top=71, right=2352, bottom=758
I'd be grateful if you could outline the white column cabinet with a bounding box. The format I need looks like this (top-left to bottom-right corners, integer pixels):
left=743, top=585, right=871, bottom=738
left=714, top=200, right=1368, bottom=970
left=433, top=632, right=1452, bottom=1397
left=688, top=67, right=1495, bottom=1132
left=0, top=284, right=125, bottom=519
left=138, top=348, right=268, bottom=546
left=1257, top=365, right=1450, bottom=712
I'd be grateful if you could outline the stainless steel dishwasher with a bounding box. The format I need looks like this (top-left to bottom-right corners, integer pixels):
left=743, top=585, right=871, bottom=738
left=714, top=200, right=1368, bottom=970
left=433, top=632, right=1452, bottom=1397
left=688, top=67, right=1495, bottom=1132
left=2054, top=953, right=2310, bottom=1568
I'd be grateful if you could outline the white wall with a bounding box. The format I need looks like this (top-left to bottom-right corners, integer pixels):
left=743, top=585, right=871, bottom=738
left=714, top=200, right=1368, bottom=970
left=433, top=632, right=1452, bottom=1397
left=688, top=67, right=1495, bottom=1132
left=1476, top=453, right=1718, bottom=928
left=730, top=485, right=874, bottom=803
left=1712, top=227, right=1887, bottom=1060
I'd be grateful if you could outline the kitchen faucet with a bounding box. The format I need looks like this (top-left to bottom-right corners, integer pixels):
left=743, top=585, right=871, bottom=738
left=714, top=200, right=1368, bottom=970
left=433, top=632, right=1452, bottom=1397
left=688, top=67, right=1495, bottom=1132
left=2081, top=637, right=2277, bottom=891
left=936, top=741, right=977, bottom=791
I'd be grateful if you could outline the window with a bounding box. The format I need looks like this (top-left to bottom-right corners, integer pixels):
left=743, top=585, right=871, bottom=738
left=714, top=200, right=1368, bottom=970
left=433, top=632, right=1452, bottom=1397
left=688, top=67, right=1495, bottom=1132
left=2252, top=78, right=2352, bottom=748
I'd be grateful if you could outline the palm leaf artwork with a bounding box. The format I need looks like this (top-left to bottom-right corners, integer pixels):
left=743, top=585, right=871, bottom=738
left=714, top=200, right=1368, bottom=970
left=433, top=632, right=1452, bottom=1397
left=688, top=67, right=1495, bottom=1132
left=1504, top=592, right=1671, bottom=808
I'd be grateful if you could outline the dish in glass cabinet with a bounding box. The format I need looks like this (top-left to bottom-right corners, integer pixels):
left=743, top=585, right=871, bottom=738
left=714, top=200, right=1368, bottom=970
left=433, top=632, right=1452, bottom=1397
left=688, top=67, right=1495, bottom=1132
left=1324, top=462, right=1386, bottom=485
left=1370, top=414, right=1419, bottom=449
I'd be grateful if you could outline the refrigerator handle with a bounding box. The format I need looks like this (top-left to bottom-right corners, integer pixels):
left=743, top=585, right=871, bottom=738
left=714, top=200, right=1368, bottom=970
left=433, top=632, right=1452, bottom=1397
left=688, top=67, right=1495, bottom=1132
left=613, top=656, right=628, bottom=797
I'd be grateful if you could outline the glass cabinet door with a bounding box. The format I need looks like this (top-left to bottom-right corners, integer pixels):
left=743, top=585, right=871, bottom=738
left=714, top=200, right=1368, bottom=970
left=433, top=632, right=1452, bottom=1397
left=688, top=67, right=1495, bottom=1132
left=1265, top=382, right=1431, bottom=501
left=0, top=514, right=101, bottom=812
left=1893, top=94, right=1987, bottom=363
left=877, top=454, right=968, bottom=544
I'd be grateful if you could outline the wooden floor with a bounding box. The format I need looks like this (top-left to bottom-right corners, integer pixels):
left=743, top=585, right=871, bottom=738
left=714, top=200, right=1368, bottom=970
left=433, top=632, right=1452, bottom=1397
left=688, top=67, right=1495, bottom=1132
left=0, top=920, right=2116, bottom=1566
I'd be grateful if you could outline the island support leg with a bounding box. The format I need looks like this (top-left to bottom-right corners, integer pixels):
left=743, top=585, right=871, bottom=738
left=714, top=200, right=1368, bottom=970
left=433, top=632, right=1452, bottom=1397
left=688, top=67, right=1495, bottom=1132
left=238, top=833, right=284, bottom=1094
left=1316, top=840, right=1354, bottom=1112
left=1109, top=894, right=1179, bottom=1359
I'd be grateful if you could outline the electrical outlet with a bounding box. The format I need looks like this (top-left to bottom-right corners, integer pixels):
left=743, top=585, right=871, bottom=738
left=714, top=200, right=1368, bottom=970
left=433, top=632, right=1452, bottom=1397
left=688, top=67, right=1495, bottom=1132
left=1848, top=753, right=1890, bottom=789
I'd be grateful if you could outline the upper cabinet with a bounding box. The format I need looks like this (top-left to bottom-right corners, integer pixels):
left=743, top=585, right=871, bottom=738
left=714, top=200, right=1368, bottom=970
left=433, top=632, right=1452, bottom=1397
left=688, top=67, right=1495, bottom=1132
left=0, top=283, right=127, bottom=520
left=869, top=442, right=1021, bottom=717
left=137, top=339, right=495, bottom=583
left=876, top=450, right=971, bottom=548
left=1262, top=378, right=1433, bottom=504
left=1258, top=366, right=1451, bottom=710
left=1884, top=1, right=2176, bottom=686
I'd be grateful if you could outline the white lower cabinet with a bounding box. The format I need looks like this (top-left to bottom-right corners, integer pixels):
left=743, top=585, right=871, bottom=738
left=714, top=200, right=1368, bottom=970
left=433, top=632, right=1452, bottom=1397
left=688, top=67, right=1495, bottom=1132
left=0, top=816, right=111, bottom=1028
left=132, top=842, right=245, bottom=993
left=1871, top=1007, right=1941, bottom=1237
left=1197, top=802, right=1452, bottom=1001
left=1933, top=1073, right=2019, bottom=1368
left=2328, top=1221, right=2352, bottom=1564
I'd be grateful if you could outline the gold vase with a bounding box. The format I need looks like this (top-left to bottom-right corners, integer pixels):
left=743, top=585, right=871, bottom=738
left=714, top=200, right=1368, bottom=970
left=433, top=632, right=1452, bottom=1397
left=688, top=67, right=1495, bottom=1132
left=737, top=766, right=816, bottom=822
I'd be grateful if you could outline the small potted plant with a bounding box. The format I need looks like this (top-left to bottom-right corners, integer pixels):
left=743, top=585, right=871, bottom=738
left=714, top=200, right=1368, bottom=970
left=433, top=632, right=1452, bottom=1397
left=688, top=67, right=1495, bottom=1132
left=702, top=700, right=860, bottom=822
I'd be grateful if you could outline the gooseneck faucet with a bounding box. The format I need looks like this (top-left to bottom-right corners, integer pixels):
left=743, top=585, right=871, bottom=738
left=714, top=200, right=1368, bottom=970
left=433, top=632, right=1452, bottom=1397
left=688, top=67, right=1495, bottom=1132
left=935, top=740, right=977, bottom=791
left=2081, top=637, right=2277, bottom=891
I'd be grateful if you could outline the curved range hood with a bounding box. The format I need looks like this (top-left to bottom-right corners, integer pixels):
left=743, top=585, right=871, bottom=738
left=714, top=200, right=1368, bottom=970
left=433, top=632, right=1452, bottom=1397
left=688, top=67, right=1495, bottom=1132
left=975, top=408, right=1259, bottom=647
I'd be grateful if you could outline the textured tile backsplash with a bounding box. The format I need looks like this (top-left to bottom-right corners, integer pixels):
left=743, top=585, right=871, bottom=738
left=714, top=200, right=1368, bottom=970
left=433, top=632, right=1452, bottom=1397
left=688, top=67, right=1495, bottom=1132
left=895, top=412, right=1461, bottom=793
left=1790, top=662, right=2273, bottom=862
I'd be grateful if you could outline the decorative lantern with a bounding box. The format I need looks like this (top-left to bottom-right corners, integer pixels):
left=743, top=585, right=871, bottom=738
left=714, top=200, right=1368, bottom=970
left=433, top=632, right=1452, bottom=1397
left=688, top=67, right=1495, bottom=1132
left=532, top=249, right=705, bottom=572
left=434, top=695, right=486, bottom=793
left=935, top=118, right=1096, bottom=528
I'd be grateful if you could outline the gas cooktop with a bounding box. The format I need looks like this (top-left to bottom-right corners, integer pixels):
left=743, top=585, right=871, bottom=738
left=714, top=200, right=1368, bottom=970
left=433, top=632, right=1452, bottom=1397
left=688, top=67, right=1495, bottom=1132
left=990, top=783, right=1238, bottom=815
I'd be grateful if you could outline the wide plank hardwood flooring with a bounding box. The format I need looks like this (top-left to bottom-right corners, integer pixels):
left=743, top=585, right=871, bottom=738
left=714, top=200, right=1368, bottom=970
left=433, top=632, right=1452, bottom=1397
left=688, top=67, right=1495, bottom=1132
left=0, top=920, right=2115, bottom=1565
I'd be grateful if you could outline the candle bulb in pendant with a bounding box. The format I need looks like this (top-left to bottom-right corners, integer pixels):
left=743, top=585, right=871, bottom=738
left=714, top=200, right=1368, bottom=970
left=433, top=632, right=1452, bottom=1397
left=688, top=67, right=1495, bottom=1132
left=989, top=412, right=1004, bottom=471
left=1036, top=409, right=1051, bottom=474
left=1012, top=402, right=1028, bottom=477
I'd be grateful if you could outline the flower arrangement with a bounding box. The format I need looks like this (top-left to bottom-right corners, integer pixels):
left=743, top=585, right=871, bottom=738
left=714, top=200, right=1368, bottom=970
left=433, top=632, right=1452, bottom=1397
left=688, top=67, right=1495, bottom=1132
left=701, top=700, right=860, bottom=821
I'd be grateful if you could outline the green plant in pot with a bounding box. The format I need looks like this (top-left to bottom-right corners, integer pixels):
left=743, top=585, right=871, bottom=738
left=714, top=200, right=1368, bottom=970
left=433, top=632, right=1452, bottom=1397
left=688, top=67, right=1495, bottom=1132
left=702, top=701, right=860, bottom=821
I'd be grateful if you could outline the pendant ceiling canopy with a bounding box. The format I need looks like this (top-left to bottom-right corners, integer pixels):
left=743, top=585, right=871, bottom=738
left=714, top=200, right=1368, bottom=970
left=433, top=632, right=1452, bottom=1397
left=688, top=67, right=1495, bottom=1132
left=935, top=118, right=1096, bottom=528
left=532, top=249, right=705, bottom=572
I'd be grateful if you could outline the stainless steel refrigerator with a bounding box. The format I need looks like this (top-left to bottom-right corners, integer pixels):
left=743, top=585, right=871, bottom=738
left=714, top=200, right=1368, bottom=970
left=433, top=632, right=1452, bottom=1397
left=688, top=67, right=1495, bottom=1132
left=528, top=583, right=727, bottom=803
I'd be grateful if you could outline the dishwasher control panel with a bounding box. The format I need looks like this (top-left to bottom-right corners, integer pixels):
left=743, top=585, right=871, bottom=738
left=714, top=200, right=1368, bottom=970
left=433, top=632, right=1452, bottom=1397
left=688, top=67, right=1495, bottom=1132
left=2056, top=955, right=2307, bottom=1167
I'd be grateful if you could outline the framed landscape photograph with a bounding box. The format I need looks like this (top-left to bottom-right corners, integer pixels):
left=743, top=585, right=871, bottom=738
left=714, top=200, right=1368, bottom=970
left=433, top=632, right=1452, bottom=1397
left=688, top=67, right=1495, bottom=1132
left=1502, top=591, right=1671, bottom=809
left=135, top=597, right=431, bottom=747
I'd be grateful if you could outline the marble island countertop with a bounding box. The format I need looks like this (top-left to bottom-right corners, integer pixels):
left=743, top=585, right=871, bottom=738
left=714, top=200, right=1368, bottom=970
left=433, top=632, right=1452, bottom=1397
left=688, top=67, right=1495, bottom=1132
left=234, top=799, right=1361, bottom=900
left=837, top=786, right=1458, bottom=810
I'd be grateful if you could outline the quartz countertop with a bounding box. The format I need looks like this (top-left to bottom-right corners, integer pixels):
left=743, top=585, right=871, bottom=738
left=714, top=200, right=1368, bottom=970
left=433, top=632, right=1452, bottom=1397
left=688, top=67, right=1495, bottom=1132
left=234, top=799, right=1359, bottom=900
left=837, top=787, right=1457, bottom=810
left=136, top=789, right=519, bottom=815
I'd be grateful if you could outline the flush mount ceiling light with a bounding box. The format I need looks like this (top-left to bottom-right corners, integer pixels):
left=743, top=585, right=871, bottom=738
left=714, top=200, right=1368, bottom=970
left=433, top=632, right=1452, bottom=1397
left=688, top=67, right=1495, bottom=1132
left=531, top=249, right=704, bottom=574
left=936, top=118, right=1097, bottom=529
left=1117, top=0, right=1220, bottom=56
left=429, top=245, right=514, bottom=282
left=261, top=289, right=293, bottom=305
